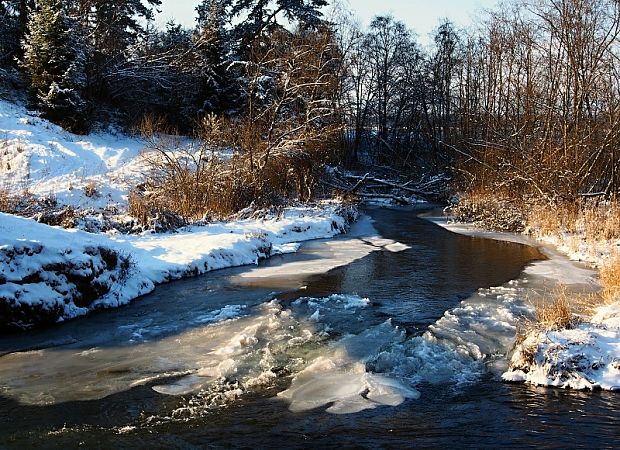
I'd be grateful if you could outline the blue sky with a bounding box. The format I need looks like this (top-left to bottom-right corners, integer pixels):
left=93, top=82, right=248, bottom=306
left=157, top=0, right=498, bottom=42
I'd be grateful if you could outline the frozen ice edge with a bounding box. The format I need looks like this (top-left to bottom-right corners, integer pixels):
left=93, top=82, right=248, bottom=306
left=431, top=213, right=620, bottom=393
left=0, top=202, right=357, bottom=327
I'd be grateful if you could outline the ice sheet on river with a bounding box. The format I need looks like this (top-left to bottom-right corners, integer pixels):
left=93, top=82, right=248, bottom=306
left=0, top=276, right=529, bottom=414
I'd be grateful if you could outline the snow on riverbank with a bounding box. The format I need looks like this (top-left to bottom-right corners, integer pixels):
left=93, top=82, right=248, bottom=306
left=440, top=212, right=620, bottom=392
left=0, top=97, right=359, bottom=330
left=0, top=199, right=355, bottom=330
left=502, top=307, right=620, bottom=390
left=500, top=228, right=620, bottom=391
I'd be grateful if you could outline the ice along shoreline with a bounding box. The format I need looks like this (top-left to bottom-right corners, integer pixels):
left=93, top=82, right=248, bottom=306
left=433, top=212, right=620, bottom=392
left=0, top=203, right=357, bottom=330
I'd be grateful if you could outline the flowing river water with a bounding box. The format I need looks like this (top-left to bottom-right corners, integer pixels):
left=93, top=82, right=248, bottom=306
left=1, top=207, right=620, bottom=448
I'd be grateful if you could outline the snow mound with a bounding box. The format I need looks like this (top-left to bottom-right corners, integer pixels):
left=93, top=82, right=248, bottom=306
left=0, top=202, right=353, bottom=330
left=503, top=302, right=620, bottom=391
left=0, top=98, right=145, bottom=210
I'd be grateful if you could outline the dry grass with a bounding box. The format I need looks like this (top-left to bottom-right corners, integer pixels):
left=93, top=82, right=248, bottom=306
left=455, top=183, right=620, bottom=242
left=526, top=202, right=579, bottom=235
left=513, top=288, right=577, bottom=364
left=600, top=257, right=620, bottom=302
left=133, top=114, right=177, bottom=139
left=524, top=198, right=620, bottom=240
left=581, top=201, right=620, bottom=241
left=515, top=286, right=582, bottom=340
left=127, top=188, right=150, bottom=225
left=0, top=186, right=28, bottom=213
left=534, top=287, right=577, bottom=330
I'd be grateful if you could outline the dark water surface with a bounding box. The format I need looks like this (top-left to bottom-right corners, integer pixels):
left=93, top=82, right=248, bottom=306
left=1, top=207, right=619, bottom=448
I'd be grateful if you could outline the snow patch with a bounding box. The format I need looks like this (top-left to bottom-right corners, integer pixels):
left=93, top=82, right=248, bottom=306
left=503, top=322, right=620, bottom=391
left=0, top=201, right=353, bottom=329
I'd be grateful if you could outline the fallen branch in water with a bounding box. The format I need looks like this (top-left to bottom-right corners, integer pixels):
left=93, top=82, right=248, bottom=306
left=321, top=168, right=448, bottom=204
left=342, top=173, right=427, bottom=196
left=354, top=192, right=411, bottom=204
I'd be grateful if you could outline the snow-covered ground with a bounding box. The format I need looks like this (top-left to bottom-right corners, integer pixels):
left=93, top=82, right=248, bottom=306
left=502, top=304, right=620, bottom=390
left=440, top=212, right=620, bottom=392
left=0, top=98, right=357, bottom=329
left=0, top=98, right=149, bottom=209
left=0, top=203, right=354, bottom=329
left=500, top=228, right=620, bottom=391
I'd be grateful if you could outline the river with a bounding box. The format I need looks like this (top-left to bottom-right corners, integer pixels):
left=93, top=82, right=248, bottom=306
left=1, top=206, right=619, bottom=448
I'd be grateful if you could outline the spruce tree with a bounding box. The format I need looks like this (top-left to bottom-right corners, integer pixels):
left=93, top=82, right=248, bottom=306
left=0, top=0, right=33, bottom=67
left=83, top=0, right=162, bottom=57
left=21, top=0, right=88, bottom=131
left=198, top=0, right=328, bottom=54
left=195, top=0, right=240, bottom=114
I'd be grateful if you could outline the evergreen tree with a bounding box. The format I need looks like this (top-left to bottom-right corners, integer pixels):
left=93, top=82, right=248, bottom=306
left=64, top=0, right=162, bottom=57
left=195, top=0, right=241, bottom=114
left=21, top=0, right=89, bottom=131
left=198, top=0, right=328, bottom=54
left=95, top=0, right=162, bottom=57
left=66, top=0, right=163, bottom=105
left=0, top=0, right=33, bottom=67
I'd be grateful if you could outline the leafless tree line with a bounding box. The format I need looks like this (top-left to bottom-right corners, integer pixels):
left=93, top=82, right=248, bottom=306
left=337, top=0, right=620, bottom=202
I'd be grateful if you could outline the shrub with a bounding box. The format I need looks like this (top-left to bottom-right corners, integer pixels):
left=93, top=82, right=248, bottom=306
left=449, top=189, right=526, bottom=232
left=0, top=187, right=14, bottom=213
left=83, top=181, right=98, bottom=198
left=133, top=113, right=330, bottom=225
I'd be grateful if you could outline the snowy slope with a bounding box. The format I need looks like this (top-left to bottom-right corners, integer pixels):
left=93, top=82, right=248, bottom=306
left=0, top=98, right=145, bottom=209
left=0, top=98, right=358, bottom=329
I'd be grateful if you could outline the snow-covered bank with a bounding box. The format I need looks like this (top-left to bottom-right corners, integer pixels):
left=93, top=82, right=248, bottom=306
left=501, top=228, right=620, bottom=391
left=502, top=306, right=620, bottom=390
left=0, top=203, right=356, bottom=330
left=0, top=97, right=362, bottom=330
left=439, top=212, right=620, bottom=392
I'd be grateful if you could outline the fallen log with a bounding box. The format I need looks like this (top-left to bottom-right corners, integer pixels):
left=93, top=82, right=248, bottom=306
left=348, top=172, right=370, bottom=194
left=342, top=174, right=427, bottom=196
left=355, top=192, right=413, bottom=205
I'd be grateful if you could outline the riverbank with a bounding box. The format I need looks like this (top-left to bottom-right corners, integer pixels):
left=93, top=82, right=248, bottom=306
left=0, top=97, right=361, bottom=330
left=0, top=202, right=356, bottom=330
left=502, top=225, right=620, bottom=391
left=441, top=203, right=620, bottom=391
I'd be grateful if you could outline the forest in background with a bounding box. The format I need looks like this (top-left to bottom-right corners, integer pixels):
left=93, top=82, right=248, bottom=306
left=1, top=0, right=620, bottom=225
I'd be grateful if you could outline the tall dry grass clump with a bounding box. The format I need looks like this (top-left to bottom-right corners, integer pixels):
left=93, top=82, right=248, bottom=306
left=580, top=201, right=620, bottom=241
left=524, top=198, right=620, bottom=241
left=600, top=257, right=620, bottom=302
left=533, top=286, right=578, bottom=331
left=526, top=202, right=579, bottom=235
left=514, top=286, right=578, bottom=355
